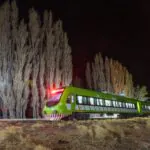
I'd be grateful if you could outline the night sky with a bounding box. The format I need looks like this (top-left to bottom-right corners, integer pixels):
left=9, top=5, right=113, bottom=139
left=8, top=0, right=150, bottom=93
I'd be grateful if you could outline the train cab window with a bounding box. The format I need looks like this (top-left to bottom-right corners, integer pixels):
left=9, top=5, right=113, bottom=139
left=67, top=95, right=71, bottom=103
left=90, top=97, right=94, bottom=105
left=67, top=95, right=74, bottom=103
left=77, top=96, right=83, bottom=104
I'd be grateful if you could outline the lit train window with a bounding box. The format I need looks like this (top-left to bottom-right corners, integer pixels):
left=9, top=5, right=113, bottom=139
left=126, top=103, right=129, bottom=108
left=97, top=99, right=100, bottom=106
left=116, top=102, right=119, bottom=107
left=132, top=104, right=135, bottom=108
left=77, top=96, right=82, bottom=104
left=82, top=97, right=87, bottom=105
left=114, top=101, right=117, bottom=107
left=90, top=97, right=94, bottom=105
left=119, top=102, right=122, bottom=107
left=105, top=100, right=111, bottom=106
left=122, top=102, right=126, bottom=108
left=99, top=99, right=103, bottom=106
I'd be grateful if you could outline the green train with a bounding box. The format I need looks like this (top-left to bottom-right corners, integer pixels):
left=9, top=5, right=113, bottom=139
left=43, top=86, right=150, bottom=120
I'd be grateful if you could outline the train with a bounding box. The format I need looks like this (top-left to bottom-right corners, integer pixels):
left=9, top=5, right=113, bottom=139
left=43, top=86, right=150, bottom=120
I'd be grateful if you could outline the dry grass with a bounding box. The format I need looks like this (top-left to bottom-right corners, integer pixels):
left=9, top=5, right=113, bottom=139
left=0, top=117, right=150, bottom=150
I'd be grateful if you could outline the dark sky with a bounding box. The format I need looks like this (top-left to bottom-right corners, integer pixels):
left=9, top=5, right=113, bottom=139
left=15, top=0, right=150, bottom=92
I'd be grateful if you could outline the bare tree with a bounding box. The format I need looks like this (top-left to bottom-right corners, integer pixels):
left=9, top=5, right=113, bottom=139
left=0, top=1, right=13, bottom=118
left=10, top=1, right=31, bottom=118
left=93, top=53, right=106, bottom=91
left=85, top=62, right=92, bottom=89
left=28, top=8, right=41, bottom=118
left=31, top=60, right=39, bottom=118
left=44, top=11, right=56, bottom=90
left=98, top=53, right=106, bottom=91
left=38, top=53, right=45, bottom=116
left=124, top=70, right=134, bottom=98
left=104, top=56, right=112, bottom=93
left=92, top=62, right=98, bottom=90
left=53, top=21, right=63, bottom=88
left=61, top=32, right=72, bottom=87
left=134, top=85, right=148, bottom=101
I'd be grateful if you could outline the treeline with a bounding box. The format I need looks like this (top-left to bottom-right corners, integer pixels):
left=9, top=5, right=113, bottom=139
left=85, top=52, right=148, bottom=100
left=0, top=1, right=72, bottom=118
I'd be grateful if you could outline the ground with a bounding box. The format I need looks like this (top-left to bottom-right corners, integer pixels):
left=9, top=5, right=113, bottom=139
left=0, top=117, right=150, bottom=150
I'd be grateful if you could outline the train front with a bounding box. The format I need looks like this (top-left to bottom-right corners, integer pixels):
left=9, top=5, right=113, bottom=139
left=43, top=88, right=66, bottom=121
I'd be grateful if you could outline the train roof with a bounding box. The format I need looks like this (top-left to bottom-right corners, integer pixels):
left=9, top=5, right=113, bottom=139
left=63, top=86, right=150, bottom=104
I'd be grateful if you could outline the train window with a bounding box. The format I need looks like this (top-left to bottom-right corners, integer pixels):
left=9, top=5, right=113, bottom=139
left=118, top=102, right=122, bottom=108
left=133, top=104, right=135, bottom=109
left=94, top=98, right=97, bottom=105
left=83, top=97, right=87, bottom=105
left=77, top=96, right=82, bottom=104
left=90, top=97, right=94, bottom=105
left=105, top=100, right=111, bottom=106
left=126, top=103, right=129, bottom=108
left=132, top=104, right=134, bottom=108
left=99, top=99, right=103, bottom=106
left=122, top=102, right=126, bottom=108
left=97, top=99, right=100, bottom=106
left=112, top=101, right=116, bottom=107
left=115, top=101, right=118, bottom=107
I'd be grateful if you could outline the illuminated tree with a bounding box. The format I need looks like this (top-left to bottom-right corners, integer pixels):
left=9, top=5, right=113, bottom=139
left=134, top=85, right=148, bottom=101
left=104, top=56, right=112, bottom=92
left=110, top=59, right=126, bottom=95
left=28, top=8, right=41, bottom=118
left=0, top=1, right=12, bottom=118
left=61, top=32, right=72, bottom=87
left=92, top=53, right=106, bottom=91
left=44, top=11, right=56, bottom=90
left=53, top=21, right=63, bottom=88
left=92, top=62, right=98, bottom=90
left=124, top=70, right=134, bottom=98
left=11, top=1, right=30, bottom=118
left=85, top=62, right=92, bottom=89
left=0, top=1, right=72, bottom=118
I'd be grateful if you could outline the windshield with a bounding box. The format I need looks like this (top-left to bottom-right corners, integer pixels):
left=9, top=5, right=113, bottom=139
left=46, top=93, right=62, bottom=107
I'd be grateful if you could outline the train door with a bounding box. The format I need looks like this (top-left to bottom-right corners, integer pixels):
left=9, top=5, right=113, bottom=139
left=66, top=94, right=75, bottom=112
left=137, top=101, right=141, bottom=114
